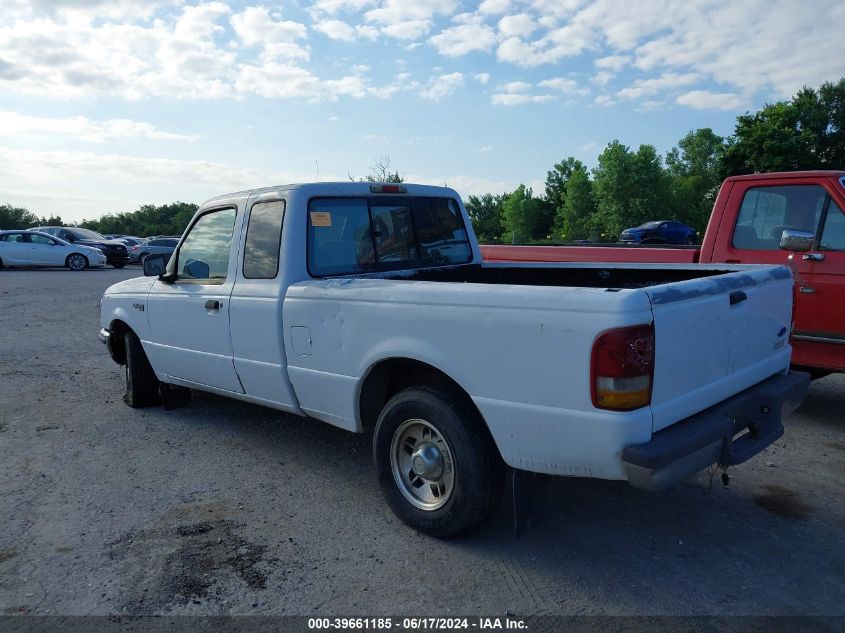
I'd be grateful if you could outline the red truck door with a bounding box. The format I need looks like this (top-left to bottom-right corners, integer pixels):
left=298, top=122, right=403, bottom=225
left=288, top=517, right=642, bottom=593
left=711, top=177, right=845, bottom=372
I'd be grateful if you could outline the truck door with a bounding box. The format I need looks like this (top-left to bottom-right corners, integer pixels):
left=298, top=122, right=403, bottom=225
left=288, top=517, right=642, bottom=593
left=228, top=197, right=300, bottom=410
left=713, top=180, right=844, bottom=370
left=145, top=206, right=244, bottom=392
left=791, top=195, right=845, bottom=369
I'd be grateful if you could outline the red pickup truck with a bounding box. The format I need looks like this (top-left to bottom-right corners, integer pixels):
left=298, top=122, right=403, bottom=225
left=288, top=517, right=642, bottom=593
left=481, top=171, right=845, bottom=377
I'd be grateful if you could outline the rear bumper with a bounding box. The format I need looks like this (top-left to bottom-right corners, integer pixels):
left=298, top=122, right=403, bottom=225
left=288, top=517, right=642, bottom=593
left=622, top=371, right=810, bottom=491
left=99, top=328, right=110, bottom=344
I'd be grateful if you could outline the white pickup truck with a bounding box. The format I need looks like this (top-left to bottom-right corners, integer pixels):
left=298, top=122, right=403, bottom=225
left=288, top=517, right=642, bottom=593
left=99, top=182, right=809, bottom=537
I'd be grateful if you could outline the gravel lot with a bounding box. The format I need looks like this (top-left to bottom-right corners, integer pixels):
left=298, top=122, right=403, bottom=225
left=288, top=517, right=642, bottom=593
left=0, top=267, right=843, bottom=617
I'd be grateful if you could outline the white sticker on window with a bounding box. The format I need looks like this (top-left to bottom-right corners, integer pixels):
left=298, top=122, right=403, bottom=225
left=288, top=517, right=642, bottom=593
left=310, top=211, right=332, bottom=227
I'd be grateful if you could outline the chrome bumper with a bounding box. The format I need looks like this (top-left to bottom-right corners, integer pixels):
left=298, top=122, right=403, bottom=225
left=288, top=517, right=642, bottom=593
left=98, top=328, right=110, bottom=344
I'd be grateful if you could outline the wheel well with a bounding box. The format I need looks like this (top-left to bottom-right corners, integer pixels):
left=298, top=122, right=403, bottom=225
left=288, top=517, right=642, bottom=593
left=108, top=319, right=131, bottom=365
left=358, top=358, right=474, bottom=431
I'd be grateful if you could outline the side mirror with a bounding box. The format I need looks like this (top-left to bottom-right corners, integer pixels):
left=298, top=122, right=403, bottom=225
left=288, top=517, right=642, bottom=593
left=143, top=253, right=167, bottom=276
left=779, top=229, right=814, bottom=253
left=183, top=259, right=210, bottom=279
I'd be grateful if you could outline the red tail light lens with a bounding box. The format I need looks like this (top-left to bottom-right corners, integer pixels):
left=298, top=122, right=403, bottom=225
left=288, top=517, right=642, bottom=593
left=370, top=184, right=407, bottom=193
left=591, top=323, right=655, bottom=411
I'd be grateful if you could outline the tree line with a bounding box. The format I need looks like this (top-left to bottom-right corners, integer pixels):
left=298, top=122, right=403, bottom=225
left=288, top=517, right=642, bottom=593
left=2, top=78, right=842, bottom=240
left=467, top=77, right=845, bottom=243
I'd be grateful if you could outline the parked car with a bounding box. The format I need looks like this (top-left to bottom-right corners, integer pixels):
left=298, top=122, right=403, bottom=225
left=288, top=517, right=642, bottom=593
left=620, top=220, right=698, bottom=244
left=129, top=237, right=178, bottom=263
left=0, top=230, right=107, bottom=270
left=482, top=170, right=845, bottom=378
left=106, top=235, right=147, bottom=249
left=99, top=182, right=808, bottom=538
left=32, top=227, right=131, bottom=268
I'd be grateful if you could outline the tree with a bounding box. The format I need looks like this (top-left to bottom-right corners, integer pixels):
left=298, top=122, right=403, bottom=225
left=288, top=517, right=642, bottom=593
left=666, top=128, right=726, bottom=231
left=592, top=141, right=671, bottom=239
left=555, top=165, right=596, bottom=240
left=80, top=202, right=198, bottom=236
left=349, top=155, right=404, bottom=183
left=465, top=193, right=506, bottom=243
left=722, top=78, right=845, bottom=175
left=544, top=157, right=586, bottom=237
left=501, top=185, right=549, bottom=243
left=0, top=204, right=39, bottom=230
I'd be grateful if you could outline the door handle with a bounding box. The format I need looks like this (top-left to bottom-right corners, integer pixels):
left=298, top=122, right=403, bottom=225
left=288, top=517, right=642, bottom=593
left=802, top=253, right=825, bottom=262
left=205, top=300, right=221, bottom=310
left=729, top=291, right=747, bottom=306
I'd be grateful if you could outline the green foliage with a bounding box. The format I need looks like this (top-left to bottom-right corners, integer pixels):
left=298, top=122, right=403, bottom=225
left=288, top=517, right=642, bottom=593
left=556, top=165, right=596, bottom=240
left=465, top=193, right=506, bottom=243
left=79, top=202, right=198, bottom=237
left=0, top=204, right=66, bottom=230
left=723, top=78, right=845, bottom=175
left=666, top=128, right=726, bottom=231
left=591, top=141, right=671, bottom=239
left=501, top=185, right=551, bottom=243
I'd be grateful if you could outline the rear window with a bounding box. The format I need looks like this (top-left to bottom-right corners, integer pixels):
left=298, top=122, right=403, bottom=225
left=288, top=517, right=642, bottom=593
left=307, top=196, right=472, bottom=276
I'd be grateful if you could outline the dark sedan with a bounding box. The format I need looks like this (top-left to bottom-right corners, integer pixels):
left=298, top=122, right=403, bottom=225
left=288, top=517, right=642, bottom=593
left=31, top=227, right=132, bottom=268
left=619, top=220, right=697, bottom=244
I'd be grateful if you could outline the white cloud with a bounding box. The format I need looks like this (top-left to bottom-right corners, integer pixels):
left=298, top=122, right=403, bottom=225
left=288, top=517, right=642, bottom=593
left=676, top=90, right=748, bottom=111
left=430, top=14, right=497, bottom=57
left=594, top=94, right=614, bottom=106
left=492, top=81, right=556, bottom=105
left=477, top=0, right=511, bottom=16
left=474, top=73, right=491, bottom=84
left=365, top=0, right=458, bottom=40
left=537, top=77, right=585, bottom=94
left=420, top=71, right=464, bottom=101
left=313, top=18, right=357, bottom=41
left=497, top=14, right=537, bottom=38
left=616, top=72, right=701, bottom=100
left=231, top=6, right=309, bottom=61
left=594, top=54, right=630, bottom=71
left=590, top=71, right=614, bottom=86
left=0, top=111, right=200, bottom=143
left=480, top=145, right=493, bottom=153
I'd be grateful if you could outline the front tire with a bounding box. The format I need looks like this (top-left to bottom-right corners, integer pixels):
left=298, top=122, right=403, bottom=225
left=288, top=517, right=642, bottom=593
left=373, top=384, right=505, bottom=538
left=65, top=253, right=88, bottom=271
left=123, top=331, right=160, bottom=408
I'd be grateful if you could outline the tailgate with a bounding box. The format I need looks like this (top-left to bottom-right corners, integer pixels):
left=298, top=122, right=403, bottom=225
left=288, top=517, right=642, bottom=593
left=646, top=266, right=794, bottom=432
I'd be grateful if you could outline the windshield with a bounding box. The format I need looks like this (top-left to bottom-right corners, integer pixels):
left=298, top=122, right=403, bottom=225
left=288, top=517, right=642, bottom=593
left=636, top=221, right=662, bottom=229
left=69, top=227, right=107, bottom=240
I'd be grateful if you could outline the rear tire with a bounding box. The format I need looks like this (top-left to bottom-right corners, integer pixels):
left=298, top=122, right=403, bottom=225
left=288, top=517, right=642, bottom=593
left=373, top=384, right=505, bottom=538
left=65, top=253, right=88, bottom=271
left=123, top=331, right=160, bottom=408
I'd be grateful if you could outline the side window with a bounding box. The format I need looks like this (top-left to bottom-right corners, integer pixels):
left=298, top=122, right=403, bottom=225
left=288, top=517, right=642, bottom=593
left=308, top=198, right=373, bottom=276
left=148, top=239, right=163, bottom=246
left=820, top=201, right=845, bottom=251
left=243, top=200, right=285, bottom=279
left=163, top=239, right=179, bottom=247
left=30, top=234, right=53, bottom=245
left=176, top=207, right=237, bottom=282
left=413, top=198, right=472, bottom=265
left=733, top=185, right=827, bottom=250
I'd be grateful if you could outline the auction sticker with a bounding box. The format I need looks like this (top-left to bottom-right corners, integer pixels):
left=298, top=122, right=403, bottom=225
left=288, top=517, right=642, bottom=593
left=310, top=211, right=332, bottom=227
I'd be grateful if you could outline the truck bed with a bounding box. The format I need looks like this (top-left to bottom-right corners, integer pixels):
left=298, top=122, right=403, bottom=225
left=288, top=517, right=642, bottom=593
left=481, top=243, right=702, bottom=264
left=367, top=262, right=733, bottom=290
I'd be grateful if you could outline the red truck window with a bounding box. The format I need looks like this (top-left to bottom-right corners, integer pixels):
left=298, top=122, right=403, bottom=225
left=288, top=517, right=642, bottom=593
left=732, top=185, right=826, bottom=250
left=820, top=200, right=845, bottom=251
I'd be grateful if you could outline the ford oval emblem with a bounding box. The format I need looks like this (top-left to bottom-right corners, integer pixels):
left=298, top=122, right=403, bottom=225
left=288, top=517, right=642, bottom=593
left=777, top=326, right=787, bottom=337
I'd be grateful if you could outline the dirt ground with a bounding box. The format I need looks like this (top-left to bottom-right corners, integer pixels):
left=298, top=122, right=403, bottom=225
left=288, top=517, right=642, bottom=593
left=0, top=267, right=843, bottom=616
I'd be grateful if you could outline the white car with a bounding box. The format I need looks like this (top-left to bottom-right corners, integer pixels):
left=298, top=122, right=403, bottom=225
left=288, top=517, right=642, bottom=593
left=0, top=230, right=107, bottom=270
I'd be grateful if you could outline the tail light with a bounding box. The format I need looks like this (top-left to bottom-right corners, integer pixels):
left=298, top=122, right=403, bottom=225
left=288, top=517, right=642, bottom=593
left=591, top=323, right=655, bottom=411
left=370, top=184, right=407, bottom=193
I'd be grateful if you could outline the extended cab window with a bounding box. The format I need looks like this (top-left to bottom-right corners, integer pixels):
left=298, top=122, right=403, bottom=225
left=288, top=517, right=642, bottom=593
left=733, top=185, right=826, bottom=250
left=176, top=207, right=236, bottom=282
left=307, top=196, right=472, bottom=276
left=243, top=200, right=285, bottom=279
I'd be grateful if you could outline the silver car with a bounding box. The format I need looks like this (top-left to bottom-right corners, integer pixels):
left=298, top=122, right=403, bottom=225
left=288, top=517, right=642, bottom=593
left=129, top=237, right=178, bottom=263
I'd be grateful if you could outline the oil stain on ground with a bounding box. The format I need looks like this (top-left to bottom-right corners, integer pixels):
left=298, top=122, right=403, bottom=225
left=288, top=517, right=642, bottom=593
left=108, top=515, right=276, bottom=613
left=752, top=484, right=813, bottom=520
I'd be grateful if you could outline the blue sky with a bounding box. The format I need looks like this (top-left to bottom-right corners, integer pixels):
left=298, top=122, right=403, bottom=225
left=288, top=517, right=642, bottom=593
left=1, top=0, right=844, bottom=222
